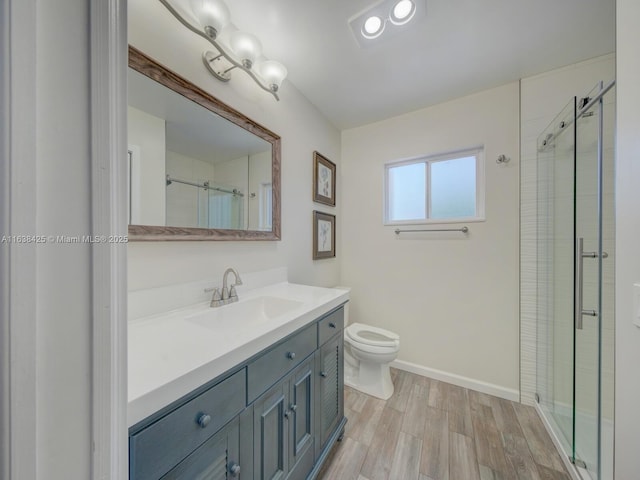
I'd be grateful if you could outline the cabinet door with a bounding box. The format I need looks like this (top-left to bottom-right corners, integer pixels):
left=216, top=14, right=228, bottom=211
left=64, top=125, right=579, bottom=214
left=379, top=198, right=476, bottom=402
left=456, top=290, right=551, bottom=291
left=253, top=382, right=288, bottom=480
left=161, top=416, right=241, bottom=480
left=318, top=334, right=344, bottom=449
left=288, top=357, right=314, bottom=472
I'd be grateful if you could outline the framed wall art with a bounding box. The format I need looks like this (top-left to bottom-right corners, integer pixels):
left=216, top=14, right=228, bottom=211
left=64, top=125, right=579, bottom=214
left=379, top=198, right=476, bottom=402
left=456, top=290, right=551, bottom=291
left=313, top=211, right=336, bottom=259
left=313, top=151, right=336, bottom=206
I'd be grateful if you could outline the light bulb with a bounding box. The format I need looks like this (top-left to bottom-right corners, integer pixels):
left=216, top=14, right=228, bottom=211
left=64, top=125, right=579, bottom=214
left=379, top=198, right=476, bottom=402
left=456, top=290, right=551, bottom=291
left=190, top=0, right=230, bottom=38
left=259, top=60, right=288, bottom=92
left=230, top=31, right=262, bottom=69
left=390, top=0, right=416, bottom=25
left=362, top=16, right=384, bottom=39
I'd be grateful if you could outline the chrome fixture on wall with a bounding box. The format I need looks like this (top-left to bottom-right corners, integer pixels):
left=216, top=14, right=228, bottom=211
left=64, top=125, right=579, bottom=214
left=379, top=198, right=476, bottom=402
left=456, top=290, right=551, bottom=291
left=158, top=0, right=288, bottom=100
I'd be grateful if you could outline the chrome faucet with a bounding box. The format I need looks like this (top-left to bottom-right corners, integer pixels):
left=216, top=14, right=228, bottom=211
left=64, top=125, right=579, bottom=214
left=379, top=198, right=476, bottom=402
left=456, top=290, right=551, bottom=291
left=209, top=267, right=243, bottom=308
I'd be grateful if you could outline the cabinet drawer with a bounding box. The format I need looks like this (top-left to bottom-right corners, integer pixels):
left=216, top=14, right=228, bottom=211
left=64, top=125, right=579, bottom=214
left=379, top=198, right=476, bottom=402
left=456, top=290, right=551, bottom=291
left=318, top=308, right=344, bottom=346
left=247, top=324, right=317, bottom=402
left=130, top=369, right=246, bottom=480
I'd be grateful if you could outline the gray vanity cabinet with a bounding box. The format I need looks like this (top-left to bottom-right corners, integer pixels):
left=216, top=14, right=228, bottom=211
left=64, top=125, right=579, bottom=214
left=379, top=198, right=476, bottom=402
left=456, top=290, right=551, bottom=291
left=317, top=334, right=344, bottom=451
left=253, top=381, right=287, bottom=480
left=129, top=304, right=346, bottom=480
left=160, top=416, right=241, bottom=479
left=253, top=356, right=315, bottom=480
left=315, top=308, right=345, bottom=457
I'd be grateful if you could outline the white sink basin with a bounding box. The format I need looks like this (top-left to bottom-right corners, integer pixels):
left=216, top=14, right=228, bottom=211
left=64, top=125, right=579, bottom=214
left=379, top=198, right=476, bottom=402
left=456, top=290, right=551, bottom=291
left=186, top=296, right=304, bottom=331
left=128, top=281, right=349, bottom=426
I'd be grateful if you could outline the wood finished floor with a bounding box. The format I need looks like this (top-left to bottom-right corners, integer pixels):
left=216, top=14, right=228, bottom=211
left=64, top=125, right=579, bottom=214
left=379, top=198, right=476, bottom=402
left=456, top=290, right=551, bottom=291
left=318, top=369, right=571, bottom=480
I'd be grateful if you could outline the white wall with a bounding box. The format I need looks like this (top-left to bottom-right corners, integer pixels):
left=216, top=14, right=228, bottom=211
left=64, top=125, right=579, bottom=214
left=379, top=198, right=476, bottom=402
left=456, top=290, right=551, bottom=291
left=615, top=0, right=640, bottom=476
left=214, top=155, right=250, bottom=228
left=341, top=83, right=520, bottom=398
left=35, top=0, right=93, bottom=478
left=248, top=151, right=272, bottom=230
left=128, top=106, right=166, bottom=225
left=165, top=150, right=215, bottom=228
left=127, top=0, right=342, bottom=291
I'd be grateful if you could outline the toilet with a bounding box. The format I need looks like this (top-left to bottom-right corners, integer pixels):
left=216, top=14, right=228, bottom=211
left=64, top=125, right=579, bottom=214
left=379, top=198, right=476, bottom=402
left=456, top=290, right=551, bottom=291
left=343, top=322, right=400, bottom=400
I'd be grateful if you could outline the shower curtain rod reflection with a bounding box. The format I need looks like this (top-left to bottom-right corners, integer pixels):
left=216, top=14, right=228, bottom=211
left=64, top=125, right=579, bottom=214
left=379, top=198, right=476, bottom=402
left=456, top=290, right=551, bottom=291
left=165, top=174, right=244, bottom=197
left=395, top=226, right=469, bottom=235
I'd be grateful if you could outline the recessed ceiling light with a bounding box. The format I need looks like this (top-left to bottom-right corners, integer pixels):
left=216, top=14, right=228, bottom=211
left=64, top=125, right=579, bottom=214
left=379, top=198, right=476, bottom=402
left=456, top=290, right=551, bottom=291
left=362, top=15, right=385, bottom=39
left=390, top=0, right=416, bottom=25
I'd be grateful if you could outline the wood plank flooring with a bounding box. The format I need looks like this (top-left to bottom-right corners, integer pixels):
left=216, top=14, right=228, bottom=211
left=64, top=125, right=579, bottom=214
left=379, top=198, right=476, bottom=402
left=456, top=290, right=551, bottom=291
left=318, top=369, right=570, bottom=480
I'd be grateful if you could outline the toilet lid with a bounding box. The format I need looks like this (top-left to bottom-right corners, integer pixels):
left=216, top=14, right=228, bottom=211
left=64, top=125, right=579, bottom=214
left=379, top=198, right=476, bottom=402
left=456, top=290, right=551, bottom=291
left=346, top=323, right=399, bottom=347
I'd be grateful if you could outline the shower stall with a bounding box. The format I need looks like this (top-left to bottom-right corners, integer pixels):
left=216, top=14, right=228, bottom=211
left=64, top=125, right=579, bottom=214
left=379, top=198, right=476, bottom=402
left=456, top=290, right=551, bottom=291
left=536, top=81, right=615, bottom=480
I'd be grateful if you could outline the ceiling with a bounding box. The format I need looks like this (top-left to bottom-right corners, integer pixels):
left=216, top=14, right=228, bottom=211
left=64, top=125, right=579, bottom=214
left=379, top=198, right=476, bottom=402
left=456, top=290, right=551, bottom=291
left=224, top=0, right=615, bottom=129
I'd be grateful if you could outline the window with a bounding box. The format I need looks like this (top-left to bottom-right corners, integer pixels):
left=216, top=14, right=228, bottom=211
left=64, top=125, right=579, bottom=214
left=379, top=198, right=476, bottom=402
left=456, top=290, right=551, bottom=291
left=384, top=147, right=484, bottom=224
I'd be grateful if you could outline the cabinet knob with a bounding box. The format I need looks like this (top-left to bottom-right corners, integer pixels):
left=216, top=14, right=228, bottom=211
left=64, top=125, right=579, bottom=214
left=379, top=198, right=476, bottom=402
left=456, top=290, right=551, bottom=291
left=320, top=371, right=327, bottom=378
left=229, top=462, right=241, bottom=477
left=290, top=403, right=297, bottom=412
left=286, top=351, right=296, bottom=360
left=329, top=322, right=337, bottom=328
left=196, top=413, right=211, bottom=428
left=284, top=410, right=290, bottom=419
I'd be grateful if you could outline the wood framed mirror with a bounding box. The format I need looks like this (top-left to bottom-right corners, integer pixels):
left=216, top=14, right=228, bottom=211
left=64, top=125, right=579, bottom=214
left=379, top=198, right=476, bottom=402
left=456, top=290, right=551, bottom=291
left=127, top=46, right=281, bottom=241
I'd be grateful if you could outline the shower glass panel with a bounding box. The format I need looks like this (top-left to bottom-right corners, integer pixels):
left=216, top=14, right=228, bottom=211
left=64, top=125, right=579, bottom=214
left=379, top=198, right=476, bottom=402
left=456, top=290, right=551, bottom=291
left=536, top=98, right=576, bottom=457
left=536, top=82, right=615, bottom=480
left=574, top=83, right=602, bottom=479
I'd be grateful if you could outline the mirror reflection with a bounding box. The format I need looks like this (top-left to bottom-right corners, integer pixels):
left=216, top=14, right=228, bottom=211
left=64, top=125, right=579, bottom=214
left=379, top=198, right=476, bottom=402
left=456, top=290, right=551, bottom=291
left=128, top=49, right=279, bottom=240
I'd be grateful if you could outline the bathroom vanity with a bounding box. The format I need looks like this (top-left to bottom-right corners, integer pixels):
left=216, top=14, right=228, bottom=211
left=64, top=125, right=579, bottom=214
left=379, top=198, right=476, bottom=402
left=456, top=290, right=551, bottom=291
left=128, top=281, right=348, bottom=480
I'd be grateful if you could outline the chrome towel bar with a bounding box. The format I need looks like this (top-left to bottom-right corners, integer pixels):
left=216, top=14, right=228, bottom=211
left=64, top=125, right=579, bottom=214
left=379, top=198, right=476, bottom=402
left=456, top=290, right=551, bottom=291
left=394, top=226, right=469, bottom=235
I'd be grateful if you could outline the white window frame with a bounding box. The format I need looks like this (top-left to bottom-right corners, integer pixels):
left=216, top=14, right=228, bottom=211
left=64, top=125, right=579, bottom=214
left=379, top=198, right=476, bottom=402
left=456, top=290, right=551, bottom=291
left=384, top=146, right=485, bottom=225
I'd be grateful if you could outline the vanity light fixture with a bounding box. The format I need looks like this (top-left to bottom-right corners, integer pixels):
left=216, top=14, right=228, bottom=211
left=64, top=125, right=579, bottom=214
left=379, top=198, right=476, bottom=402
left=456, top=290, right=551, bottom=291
left=159, top=0, right=288, bottom=100
left=350, top=0, right=423, bottom=47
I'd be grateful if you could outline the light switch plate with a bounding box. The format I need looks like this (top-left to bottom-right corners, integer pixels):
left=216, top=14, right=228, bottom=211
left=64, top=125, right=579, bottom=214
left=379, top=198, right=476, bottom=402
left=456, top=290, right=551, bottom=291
left=634, top=283, right=640, bottom=328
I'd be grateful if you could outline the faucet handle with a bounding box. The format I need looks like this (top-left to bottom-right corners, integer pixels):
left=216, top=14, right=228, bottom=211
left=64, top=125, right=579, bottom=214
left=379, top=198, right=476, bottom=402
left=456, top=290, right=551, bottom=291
left=229, top=285, right=238, bottom=299
left=204, top=287, right=222, bottom=300
left=211, top=288, right=222, bottom=302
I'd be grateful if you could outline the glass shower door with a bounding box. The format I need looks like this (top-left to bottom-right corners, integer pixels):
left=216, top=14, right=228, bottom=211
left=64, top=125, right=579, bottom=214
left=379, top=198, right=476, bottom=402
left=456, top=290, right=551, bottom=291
left=574, top=85, right=602, bottom=478
left=536, top=98, right=577, bottom=457
left=574, top=82, right=615, bottom=480
left=536, top=82, right=615, bottom=480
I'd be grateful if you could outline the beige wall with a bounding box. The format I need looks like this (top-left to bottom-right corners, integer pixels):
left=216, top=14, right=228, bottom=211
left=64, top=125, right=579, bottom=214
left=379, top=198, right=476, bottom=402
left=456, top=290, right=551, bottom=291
left=165, top=150, right=216, bottom=228
left=341, top=83, right=520, bottom=397
left=128, top=106, right=166, bottom=225
left=128, top=0, right=342, bottom=291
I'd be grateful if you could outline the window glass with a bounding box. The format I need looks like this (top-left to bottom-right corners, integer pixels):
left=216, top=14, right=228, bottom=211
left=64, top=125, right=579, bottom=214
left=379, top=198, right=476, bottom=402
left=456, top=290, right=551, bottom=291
left=384, top=147, right=483, bottom=224
left=388, top=162, right=425, bottom=221
left=430, top=156, right=476, bottom=219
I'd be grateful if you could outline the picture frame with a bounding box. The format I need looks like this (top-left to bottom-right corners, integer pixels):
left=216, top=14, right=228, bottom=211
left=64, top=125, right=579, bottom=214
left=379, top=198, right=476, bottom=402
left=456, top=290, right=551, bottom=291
left=313, top=211, right=336, bottom=260
left=313, top=151, right=336, bottom=206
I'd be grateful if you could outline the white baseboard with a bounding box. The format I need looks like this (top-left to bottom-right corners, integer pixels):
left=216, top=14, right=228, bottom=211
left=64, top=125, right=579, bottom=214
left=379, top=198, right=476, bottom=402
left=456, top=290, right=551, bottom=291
left=390, top=359, right=520, bottom=402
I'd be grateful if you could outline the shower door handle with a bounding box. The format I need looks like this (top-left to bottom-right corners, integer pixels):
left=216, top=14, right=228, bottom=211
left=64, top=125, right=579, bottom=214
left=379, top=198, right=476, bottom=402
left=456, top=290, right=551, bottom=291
left=575, top=237, right=585, bottom=330
left=575, top=237, right=599, bottom=330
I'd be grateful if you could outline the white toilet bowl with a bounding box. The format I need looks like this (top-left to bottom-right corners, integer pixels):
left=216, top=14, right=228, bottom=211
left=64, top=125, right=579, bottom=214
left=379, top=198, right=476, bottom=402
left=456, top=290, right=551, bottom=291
left=343, top=323, right=400, bottom=400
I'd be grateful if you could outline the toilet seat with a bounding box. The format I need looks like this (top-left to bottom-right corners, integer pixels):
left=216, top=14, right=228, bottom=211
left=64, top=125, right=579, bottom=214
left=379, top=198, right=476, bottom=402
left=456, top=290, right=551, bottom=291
left=346, top=323, right=399, bottom=348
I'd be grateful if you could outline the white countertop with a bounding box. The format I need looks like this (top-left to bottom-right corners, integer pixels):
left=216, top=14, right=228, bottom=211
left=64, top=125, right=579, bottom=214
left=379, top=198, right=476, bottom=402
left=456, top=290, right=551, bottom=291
left=128, top=282, right=349, bottom=427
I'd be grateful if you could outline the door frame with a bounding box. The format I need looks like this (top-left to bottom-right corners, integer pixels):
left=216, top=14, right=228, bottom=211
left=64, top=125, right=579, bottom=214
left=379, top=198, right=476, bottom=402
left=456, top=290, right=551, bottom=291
left=89, top=1, right=129, bottom=479
left=0, top=1, right=129, bottom=478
